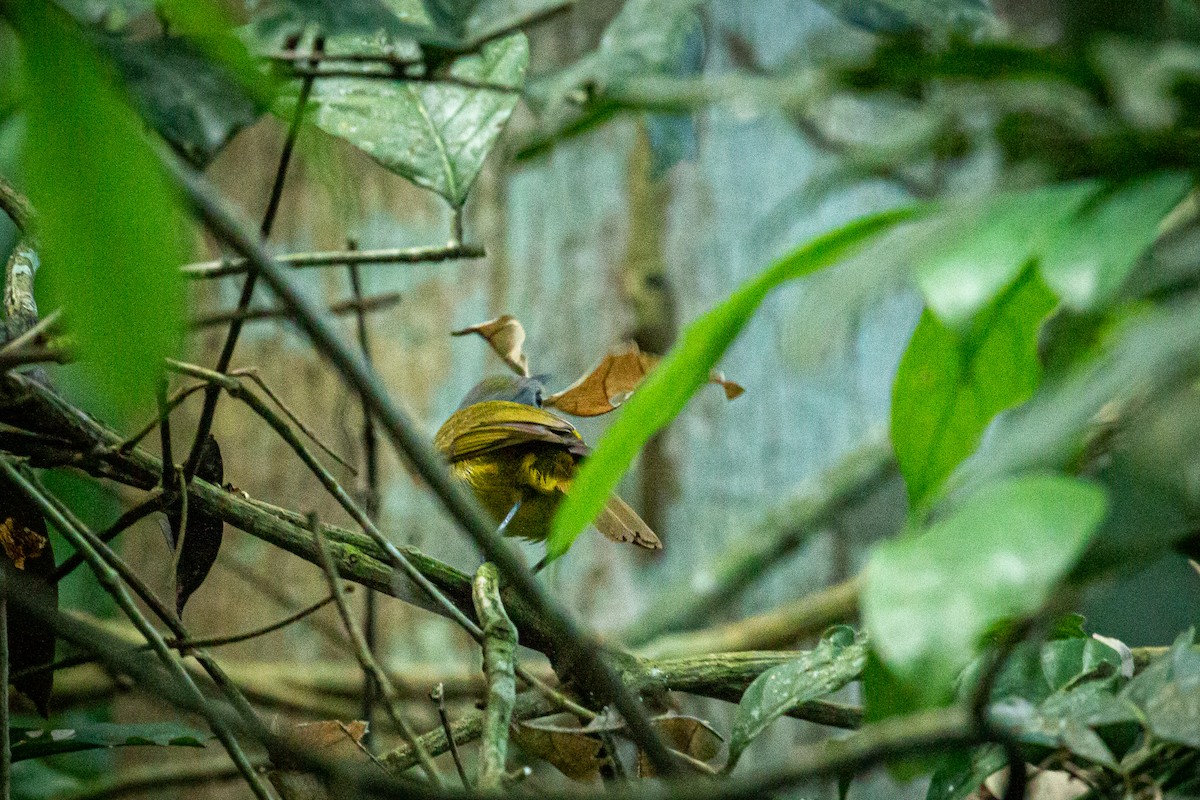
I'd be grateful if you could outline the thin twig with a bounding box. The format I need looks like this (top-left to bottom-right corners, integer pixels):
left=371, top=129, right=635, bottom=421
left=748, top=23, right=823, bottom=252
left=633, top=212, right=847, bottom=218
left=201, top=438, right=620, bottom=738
left=347, top=250, right=382, bottom=746
left=50, top=492, right=168, bottom=584
left=170, top=153, right=682, bottom=777
left=232, top=368, right=357, bottom=475
left=0, top=308, right=61, bottom=355
left=181, top=244, right=485, bottom=280
left=308, top=513, right=443, bottom=785
left=189, top=291, right=401, bottom=329
left=0, top=174, right=33, bottom=234
left=222, top=555, right=350, bottom=649
left=13, top=593, right=340, bottom=682
left=0, top=460, right=277, bottom=800
left=0, top=584, right=10, bottom=800
left=430, top=683, right=471, bottom=789
left=283, top=66, right=520, bottom=93
left=472, top=563, right=517, bottom=791
left=181, top=36, right=321, bottom=482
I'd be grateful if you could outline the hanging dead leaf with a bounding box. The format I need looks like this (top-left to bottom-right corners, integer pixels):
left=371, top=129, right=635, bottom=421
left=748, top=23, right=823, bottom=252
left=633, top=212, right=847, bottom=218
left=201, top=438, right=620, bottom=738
left=637, top=715, right=724, bottom=777
left=545, top=343, right=745, bottom=417
left=543, top=344, right=655, bottom=417
left=513, top=715, right=610, bottom=781
left=452, top=315, right=530, bottom=377
left=169, top=435, right=224, bottom=616
left=0, top=473, right=57, bottom=717
left=709, top=371, right=745, bottom=400
left=268, top=720, right=371, bottom=800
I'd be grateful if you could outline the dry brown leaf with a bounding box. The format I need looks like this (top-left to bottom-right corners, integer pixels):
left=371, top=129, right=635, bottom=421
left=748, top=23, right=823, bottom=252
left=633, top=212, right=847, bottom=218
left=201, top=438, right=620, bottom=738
left=513, top=716, right=608, bottom=781
left=268, top=721, right=371, bottom=800
left=637, top=715, right=724, bottom=778
left=451, top=315, right=530, bottom=377
left=709, top=370, right=746, bottom=400
left=545, top=342, right=744, bottom=417
left=543, top=344, right=655, bottom=417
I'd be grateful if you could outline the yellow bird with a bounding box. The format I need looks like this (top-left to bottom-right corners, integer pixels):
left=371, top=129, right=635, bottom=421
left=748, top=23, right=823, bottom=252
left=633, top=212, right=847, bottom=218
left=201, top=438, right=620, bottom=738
left=435, top=375, right=662, bottom=556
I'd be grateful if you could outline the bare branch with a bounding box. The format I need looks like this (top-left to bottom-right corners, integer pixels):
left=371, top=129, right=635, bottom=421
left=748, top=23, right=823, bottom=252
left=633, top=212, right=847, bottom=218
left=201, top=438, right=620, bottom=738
left=472, top=563, right=517, bottom=790
left=181, top=244, right=484, bottom=280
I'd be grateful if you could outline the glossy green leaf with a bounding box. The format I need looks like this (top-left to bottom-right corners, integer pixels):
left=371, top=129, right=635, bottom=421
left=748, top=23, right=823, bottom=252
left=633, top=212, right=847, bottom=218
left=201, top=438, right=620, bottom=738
left=297, top=32, right=527, bottom=206
left=1039, top=172, right=1190, bottom=311
left=547, top=204, right=925, bottom=562
left=892, top=269, right=1056, bottom=509
left=915, top=182, right=1097, bottom=328
left=727, top=626, right=867, bottom=770
left=11, top=722, right=210, bottom=762
left=925, top=744, right=1006, bottom=800
left=862, top=475, right=1107, bottom=710
left=17, top=1, right=187, bottom=421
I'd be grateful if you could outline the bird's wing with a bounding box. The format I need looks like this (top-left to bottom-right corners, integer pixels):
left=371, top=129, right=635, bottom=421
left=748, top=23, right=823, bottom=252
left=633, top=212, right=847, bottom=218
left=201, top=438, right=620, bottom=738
left=435, top=400, right=588, bottom=462
left=595, top=495, right=662, bottom=550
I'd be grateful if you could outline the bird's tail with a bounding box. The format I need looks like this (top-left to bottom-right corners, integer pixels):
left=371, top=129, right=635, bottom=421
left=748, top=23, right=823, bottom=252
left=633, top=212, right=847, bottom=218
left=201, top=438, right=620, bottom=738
left=594, top=495, right=662, bottom=550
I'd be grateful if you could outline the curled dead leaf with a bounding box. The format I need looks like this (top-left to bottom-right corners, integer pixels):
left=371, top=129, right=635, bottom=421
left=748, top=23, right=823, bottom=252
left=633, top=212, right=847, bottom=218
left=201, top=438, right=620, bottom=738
left=513, top=716, right=609, bottom=781
left=269, top=720, right=372, bottom=800
left=542, top=344, right=655, bottom=417
left=637, top=715, right=723, bottom=777
left=544, top=342, right=745, bottom=417
left=452, top=315, right=530, bottom=377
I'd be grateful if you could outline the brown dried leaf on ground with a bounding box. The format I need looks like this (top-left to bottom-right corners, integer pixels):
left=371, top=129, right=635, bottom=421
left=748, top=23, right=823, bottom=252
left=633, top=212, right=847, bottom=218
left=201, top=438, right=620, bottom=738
left=451, top=315, right=530, bottom=377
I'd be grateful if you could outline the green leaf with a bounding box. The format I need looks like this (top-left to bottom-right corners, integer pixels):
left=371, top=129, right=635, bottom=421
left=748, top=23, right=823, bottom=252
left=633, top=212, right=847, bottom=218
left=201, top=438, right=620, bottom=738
left=297, top=32, right=527, bottom=206
left=862, top=475, right=1107, bottom=711
left=16, top=1, right=187, bottom=421
left=926, top=744, right=1006, bottom=800
left=262, top=0, right=453, bottom=46
left=11, top=722, right=210, bottom=762
left=1128, top=630, right=1200, bottom=748
left=546, top=204, right=925, bottom=562
left=1039, top=172, right=1190, bottom=311
left=814, top=0, right=994, bottom=35
left=892, top=268, right=1056, bottom=509
left=1040, top=637, right=1121, bottom=692
left=99, top=35, right=266, bottom=167
left=915, top=182, right=1097, bottom=328
left=726, top=626, right=867, bottom=770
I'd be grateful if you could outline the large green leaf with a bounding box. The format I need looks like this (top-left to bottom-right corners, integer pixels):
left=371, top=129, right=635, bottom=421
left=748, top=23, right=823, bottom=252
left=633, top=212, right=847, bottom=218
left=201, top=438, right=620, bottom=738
left=862, top=475, right=1107, bottom=710
left=11, top=722, right=210, bottom=762
left=1124, top=630, right=1200, bottom=748
left=925, top=745, right=1006, bottom=800
left=914, top=182, right=1097, bottom=328
left=546, top=204, right=925, bottom=562
left=1038, top=172, right=1190, bottom=311
left=892, top=269, right=1056, bottom=509
left=726, top=626, right=867, bottom=770
left=295, top=32, right=527, bottom=207
left=16, top=0, right=187, bottom=421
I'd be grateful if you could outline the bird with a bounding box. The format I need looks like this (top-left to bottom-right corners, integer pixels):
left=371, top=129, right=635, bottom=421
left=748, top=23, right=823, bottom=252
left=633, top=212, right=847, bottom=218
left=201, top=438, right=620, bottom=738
left=434, top=375, right=662, bottom=560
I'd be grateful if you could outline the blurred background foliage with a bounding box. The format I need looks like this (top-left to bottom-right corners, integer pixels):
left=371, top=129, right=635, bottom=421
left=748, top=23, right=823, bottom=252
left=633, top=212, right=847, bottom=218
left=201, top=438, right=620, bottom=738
left=2, top=0, right=1200, bottom=797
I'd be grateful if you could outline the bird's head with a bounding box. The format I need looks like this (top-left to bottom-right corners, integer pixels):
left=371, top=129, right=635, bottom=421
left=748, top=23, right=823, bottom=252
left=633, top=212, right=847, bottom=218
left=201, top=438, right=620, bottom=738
left=457, top=374, right=548, bottom=409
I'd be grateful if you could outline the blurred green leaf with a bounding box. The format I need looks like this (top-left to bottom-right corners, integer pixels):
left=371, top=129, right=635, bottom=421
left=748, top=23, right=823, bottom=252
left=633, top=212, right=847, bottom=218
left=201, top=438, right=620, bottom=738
left=547, top=204, right=925, bottom=563
left=16, top=0, right=187, bottom=421
left=11, top=722, right=210, bottom=761
left=421, top=0, right=479, bottom=37
left=1126, top=630, right=1200, bottom=748
left=814, top=0, right=994, bottom=35
left=727, top=626, right=866, bottom=770
left=296, top=32, right=527, bottom=206
left=1040, top=637, right=1122, bottom=692
left=99, top=35, right=265, bottom=167
left=1039, top=172, right=1190, bottom=311
left=862, top=475, right=1107, bottom=710
left=256, top=0, right=452, bottom=46
left=892, top=269, right=1056, bottom=509
left=915, top=182, right=1097, bottom=328
left=925, top=744, right=1005, bottom=800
